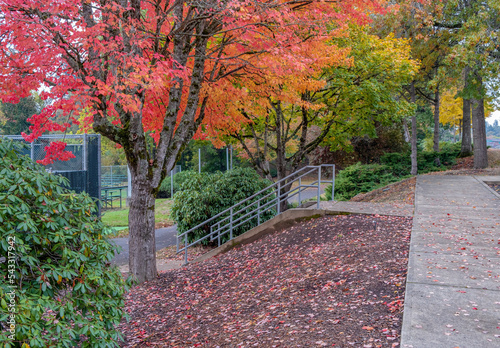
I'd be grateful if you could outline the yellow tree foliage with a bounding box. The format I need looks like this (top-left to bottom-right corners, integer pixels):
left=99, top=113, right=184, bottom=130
left=440, top=89, right=493, bottom=128
left=439, top=90, right=462, bottom=127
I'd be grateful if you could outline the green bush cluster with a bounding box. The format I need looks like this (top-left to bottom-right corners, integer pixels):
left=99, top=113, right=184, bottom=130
left=171, top=168, right=276, bottom=245
left=325, top=142, right=461, bottom=201
left=0, top=139, right=129, bottom=348
left=324, top=162, right=400, bottom=201
left=380, top=142, right=460, bottom=177
left=157, top=170, right=197, bottom=198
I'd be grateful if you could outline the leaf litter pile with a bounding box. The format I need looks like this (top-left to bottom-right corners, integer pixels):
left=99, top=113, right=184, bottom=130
left=120, top=214, right=412, bottom=347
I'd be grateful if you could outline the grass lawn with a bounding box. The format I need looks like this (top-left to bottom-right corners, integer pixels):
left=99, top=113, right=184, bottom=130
left=101, top=199, right=174, bottom=238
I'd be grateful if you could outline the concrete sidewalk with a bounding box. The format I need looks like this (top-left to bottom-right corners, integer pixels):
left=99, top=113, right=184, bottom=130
left=401, top=175, right=500, bottom=348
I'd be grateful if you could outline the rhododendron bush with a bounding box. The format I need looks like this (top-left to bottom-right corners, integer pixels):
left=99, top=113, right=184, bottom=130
left=0, top=0, right=385, bottom=282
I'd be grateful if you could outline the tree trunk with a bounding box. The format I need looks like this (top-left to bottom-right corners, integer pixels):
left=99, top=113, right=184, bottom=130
left=273, top=102, right=290, bottom=213
left=471, top=98, right=488, bottom=168
left=275, top=148, right=289, bottom=213
left=410, top=82, right=418, bottom=176
left=128, top=166, right=157, bottom=283
left=402, top=119, right=410, bottom=143
left=433, top=86, right=441, bottom=166
left=433, top=86, right=440, bottom=152
left=460, top=67, right=473, bottom=157
left=460, top=98, right=473, bottom=157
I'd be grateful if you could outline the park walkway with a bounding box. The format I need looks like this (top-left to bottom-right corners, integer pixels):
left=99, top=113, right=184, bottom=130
left=401, top=175, right=500, bottom=347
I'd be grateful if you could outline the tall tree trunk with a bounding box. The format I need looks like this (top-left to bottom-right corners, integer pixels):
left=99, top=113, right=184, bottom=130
left=128, top=163, right=157, bottom=283
left=433, top=86, right=441, bottom=166
left=460, top=67, right=473, bottom=157
left=402, top=119, right=410, bottom=143
left=433, top=86, right=440, bottom=152
left=471, top=98, right=488, bottom=168
left=410, top=82, right=418, bottom=176
left=276, top=160, right=289, bottom=213
left=471, top=69, right=488, bottom=169
left=274, top=102, right=289, bottom=213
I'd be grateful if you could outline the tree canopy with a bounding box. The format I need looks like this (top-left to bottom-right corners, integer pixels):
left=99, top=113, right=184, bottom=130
left=206, top=25, right=417, bottom=182
left=0, top=0, right=389, bottom=282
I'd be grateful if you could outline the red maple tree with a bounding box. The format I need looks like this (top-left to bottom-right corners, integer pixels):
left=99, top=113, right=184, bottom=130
left=0, top=0, right=385, bottom=282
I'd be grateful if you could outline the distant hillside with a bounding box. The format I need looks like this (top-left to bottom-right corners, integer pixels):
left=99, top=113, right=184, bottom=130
left=487, top=137, right=500, bottom=149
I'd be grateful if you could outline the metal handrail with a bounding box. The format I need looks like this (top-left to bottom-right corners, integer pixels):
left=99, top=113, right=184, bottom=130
left=176, top=164, right=335, bottom=264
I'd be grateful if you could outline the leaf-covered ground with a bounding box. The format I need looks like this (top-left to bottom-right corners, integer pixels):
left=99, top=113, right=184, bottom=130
left=488, top=183, right=500, bottom=194
left=351, top=177, right=416, bottom=205
left=120, top=214, right=412, bottom=347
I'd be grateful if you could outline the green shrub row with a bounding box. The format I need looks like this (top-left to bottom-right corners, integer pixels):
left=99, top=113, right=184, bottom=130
left=324, top=162, right=401, bottom=201
left=171, top=168, right=276, bottom=245
left=325, top=142, right=461, bottom=201
left=379, top=142, right=461, bottom=177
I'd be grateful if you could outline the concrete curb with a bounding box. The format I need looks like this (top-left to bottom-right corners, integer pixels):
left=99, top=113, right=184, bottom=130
left=473, top=175, right=500, bottom=199
left=401, top=175, right=422, bottom=347
left=192, top=208, right=350, bottom=263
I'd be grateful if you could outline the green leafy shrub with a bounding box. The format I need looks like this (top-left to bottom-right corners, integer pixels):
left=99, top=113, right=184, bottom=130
left=380, top=143, right=460, bottom=176
left=157, top=170, right=197, bottom=198
left=171, top=168, right=276, bottom=245
left=326, top=143, right=462, bottom=201
left=0, top=139, right=129, bottom=348
left=324, top=162, right=401, bottom=201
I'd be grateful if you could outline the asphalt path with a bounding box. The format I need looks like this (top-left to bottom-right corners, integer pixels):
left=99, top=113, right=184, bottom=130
left=110, top=225, right=178, bottom=266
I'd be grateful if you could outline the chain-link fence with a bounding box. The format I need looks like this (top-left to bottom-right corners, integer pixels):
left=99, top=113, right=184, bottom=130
left=4, top=134, right=101, bottom=205
left=101, top=165, right=128, bottom=187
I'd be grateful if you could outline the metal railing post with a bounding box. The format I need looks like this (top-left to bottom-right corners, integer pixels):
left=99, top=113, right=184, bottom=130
left=83, top=133, right=88, bottom=172
left=230, top=207, right=233, bottom=240
left=277, top=182, right=281, bottom=214
left=331, top=165, right=335, bottom=201
left=171, top=170, right=174, bottom=198
left=30, top=141, right=35, bottom=161
left=257, top=200, right=261, bottom=225
left=198, top=148, right=201, bottom=173
left=317, top=167, right=321, bottom=209
left=298, top=177, right=302, bottom=206
left=184, top=235, right=188, bottom=265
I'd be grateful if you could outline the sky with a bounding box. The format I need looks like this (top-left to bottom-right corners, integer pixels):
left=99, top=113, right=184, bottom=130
left=487, top=110, right=500, bottom=125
